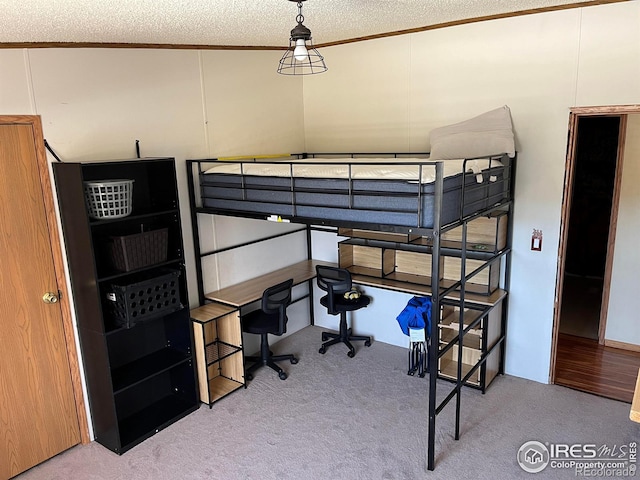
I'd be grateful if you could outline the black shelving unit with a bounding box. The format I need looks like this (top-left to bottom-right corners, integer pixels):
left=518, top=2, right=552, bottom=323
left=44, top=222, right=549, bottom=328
left=54, top=158, right=199, bottom=454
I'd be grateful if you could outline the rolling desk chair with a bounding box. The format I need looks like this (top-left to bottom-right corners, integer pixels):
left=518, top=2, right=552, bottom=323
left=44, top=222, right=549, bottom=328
left=316, top=265, right=372, bottom=357
left=242, top=278, right=298, bottom=381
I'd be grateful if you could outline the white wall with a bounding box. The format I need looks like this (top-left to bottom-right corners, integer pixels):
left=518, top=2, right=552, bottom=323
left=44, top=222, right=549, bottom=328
left=302, top=1, right=640, bottom=383
left=605, top=115, right=640, bottom=346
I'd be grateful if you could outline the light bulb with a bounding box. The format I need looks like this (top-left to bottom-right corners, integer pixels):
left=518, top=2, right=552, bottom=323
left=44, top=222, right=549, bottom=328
left=293, top=39, right=309, bottom=62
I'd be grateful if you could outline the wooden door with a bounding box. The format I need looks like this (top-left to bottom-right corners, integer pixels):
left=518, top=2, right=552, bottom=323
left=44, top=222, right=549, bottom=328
left=0, top=118, right=81, bottom=479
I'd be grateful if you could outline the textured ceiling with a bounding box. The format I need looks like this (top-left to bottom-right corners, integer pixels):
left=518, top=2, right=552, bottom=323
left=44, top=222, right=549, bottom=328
left=0, top=0, right=617, bottom=47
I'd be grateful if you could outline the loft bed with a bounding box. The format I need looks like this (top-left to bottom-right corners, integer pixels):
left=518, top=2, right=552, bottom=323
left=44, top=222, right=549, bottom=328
left=193, top=153, right=512, bottom=235
left=188, top=108, right=517, bottom=471
left=185, top=151, right=515, bottom=472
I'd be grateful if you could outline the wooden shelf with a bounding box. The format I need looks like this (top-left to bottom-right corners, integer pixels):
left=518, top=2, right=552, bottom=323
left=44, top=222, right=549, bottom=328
left=111, top=347, right=191, bottom=393
left=208, top=376, right=244, bottom=403
left=439, top=329, right=481, bottom=349
left=440, top=308, right=485, bottom=335
left=117, top=393, right=198, bottom=451
left=191, top=302, right=245, bottom=406
left=205, top=341, right=242, bottom=366
left=340, top=241, right=501, bottom=296
left=438, top=357, right=480, bottom=387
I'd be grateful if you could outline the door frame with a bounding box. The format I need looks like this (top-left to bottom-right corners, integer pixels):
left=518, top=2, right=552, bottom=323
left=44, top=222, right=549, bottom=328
left=0, top=115, right=90, bottom=443
left=550, top=104, right=640, bottom=383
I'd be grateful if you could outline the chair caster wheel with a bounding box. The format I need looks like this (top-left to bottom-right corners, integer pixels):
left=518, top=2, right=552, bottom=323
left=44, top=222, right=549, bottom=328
left=347, top=350, right=355, bottom=358
left=279, top=371, right=287, bottom=380
left=408, top=370, right=415, bottom=376
left=290, top=357, right=298, bottom=364
left=364, top=340, right=371, bottom=347
left=319, top=346, right=326, bottom=354
left=246, top=373, right=253, bottom=381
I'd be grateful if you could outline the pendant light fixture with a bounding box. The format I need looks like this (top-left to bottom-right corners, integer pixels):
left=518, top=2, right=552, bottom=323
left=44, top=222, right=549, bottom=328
left=277, top=0, right=327, bottom=75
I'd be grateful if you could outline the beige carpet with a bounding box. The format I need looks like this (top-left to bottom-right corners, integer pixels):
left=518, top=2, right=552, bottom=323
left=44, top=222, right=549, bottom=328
left=16, top=326, right=639, bottom=480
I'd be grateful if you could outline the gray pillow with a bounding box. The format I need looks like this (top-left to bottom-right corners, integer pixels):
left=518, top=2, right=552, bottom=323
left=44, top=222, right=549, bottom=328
left=429, top=106, right=515, bottom=160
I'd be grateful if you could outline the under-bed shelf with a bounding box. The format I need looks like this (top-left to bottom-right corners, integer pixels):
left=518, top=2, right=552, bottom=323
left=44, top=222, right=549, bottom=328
left=340, top=241, right=502, bottom=296
left=351, top=273, right=507, bottom=307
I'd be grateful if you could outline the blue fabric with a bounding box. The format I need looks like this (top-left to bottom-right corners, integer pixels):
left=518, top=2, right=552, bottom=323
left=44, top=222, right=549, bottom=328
left=396, top=296, right=432, bottom=337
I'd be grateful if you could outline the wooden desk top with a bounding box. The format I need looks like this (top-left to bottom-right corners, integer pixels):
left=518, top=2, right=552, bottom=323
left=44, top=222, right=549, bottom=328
left=204, top=259, right=335, bottom=307
left=205, top=258, right=506, bottom=310
left=190, top=302, right=238, bottom=323
left=631, top=368, right=640, bottom=423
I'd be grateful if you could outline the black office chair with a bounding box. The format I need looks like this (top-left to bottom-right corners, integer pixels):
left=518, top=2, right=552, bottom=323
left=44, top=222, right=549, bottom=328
left=242, top=278, right=298, bottom=381
left=316, top=265, right=372, bottom=357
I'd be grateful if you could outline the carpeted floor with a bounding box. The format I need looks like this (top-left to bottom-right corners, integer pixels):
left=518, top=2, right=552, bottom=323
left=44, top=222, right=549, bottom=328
left=16, top=326, right=639, bottom=480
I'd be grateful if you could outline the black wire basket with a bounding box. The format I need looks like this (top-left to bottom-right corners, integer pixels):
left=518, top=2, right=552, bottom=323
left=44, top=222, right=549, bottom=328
left=106, top=269, right=182, bottom=329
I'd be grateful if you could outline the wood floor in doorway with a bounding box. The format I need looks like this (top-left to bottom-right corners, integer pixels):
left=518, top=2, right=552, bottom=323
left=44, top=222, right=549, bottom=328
left=555, top=333, right=640, bottom=403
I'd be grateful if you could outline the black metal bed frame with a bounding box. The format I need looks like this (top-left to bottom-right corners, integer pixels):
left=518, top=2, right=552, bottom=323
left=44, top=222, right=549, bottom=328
left=185, top=152, right=516, bottom=471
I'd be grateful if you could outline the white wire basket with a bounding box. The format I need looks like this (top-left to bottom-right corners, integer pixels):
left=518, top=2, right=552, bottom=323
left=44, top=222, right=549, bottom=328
left=84, top=179, right=134, bottom=219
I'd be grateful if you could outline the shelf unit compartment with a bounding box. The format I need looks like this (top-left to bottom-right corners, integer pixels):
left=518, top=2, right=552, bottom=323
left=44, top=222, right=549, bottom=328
left=114, top=361, right=198, bottom=452
left=438, top=346, right=482, bottom=386
left=439, top=306, right=484, bottom=336
left=81, top=159, right=179, bottom=216
left=339, top=214, right=508, bottom=254
left=339, top=243, right=395, bottom=278
left=110, top=347, right=191, bottom=393
left=439, top=328, right=481, bottom=350
left=389, top=250, right=443, bottom=286
left=191, top=302, right=245, bottom=406
left=441, top=212, right=508, bottom=253
left=101, top=268, right=186, bottom=332
left=443, top=256, right=500, bottom=295
left=91, top=212, right=184, bottom=278
left=107, top=308, right=193, bottom=391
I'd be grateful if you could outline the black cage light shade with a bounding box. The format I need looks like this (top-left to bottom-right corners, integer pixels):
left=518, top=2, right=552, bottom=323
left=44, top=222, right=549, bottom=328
left=277, top=0, right=327, bottom=75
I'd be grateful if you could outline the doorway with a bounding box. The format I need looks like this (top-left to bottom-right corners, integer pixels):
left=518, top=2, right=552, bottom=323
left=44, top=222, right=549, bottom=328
left=558, top=115, right=619, bottom=341
left=551, top=106, right=640, bottom=403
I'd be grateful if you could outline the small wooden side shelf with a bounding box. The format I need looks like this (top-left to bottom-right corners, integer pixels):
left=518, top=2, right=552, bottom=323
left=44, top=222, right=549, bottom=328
left=631, top=368, right=640, bottom=423
left=191, top=302, right=245, bottom=407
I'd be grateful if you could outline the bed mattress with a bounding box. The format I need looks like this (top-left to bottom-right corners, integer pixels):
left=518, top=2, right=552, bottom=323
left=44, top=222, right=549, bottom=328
left=198, top=156, right=510, bottom=230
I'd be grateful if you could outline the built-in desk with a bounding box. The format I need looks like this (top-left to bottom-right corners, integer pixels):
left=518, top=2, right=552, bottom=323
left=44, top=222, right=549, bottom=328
left=204, top=259, right=336, bottom=307
left=632, top=368, right=640, bottom=423
left=192, top=259, right=336, bottom=405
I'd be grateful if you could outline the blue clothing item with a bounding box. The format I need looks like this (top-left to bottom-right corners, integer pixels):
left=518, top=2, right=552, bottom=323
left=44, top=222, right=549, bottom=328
left=396, top=296, right=432, bottom=337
